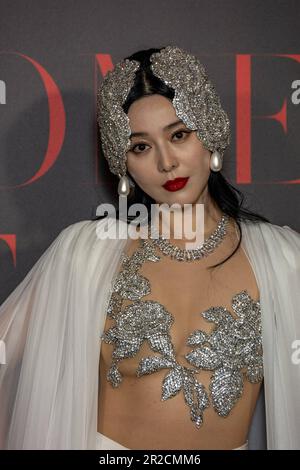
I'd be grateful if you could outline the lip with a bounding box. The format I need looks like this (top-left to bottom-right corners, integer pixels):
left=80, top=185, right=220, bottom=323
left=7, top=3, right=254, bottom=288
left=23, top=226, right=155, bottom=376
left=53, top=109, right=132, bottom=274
left=162, top=177, right=189, bottom=192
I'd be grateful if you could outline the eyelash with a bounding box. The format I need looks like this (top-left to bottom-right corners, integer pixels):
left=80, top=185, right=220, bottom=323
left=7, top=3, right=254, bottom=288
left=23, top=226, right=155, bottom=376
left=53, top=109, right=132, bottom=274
left=129, top=130, right=191, bottom=154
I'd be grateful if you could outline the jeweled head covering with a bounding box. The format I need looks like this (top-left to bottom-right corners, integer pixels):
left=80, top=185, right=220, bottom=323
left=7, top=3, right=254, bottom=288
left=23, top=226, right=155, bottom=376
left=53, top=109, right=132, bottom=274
left=96, top=45, right=230, bottom=178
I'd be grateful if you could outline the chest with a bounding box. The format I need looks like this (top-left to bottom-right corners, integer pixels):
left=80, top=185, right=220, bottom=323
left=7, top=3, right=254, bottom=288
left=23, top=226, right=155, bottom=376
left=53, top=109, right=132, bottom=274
left=100, top=236, right=261, bottom=374
left=99, top=235, right=263, bottom=428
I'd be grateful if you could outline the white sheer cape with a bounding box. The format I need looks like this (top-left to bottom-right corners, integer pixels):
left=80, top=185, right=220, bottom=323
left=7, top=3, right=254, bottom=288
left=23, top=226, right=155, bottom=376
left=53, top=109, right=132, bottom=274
left=0, top=217, right=299, bottom=449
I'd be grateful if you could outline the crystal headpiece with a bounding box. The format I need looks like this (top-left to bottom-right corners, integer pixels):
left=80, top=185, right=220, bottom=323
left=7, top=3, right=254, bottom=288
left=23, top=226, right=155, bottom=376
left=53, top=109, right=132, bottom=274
left=97, top=45, right=230, bottom=178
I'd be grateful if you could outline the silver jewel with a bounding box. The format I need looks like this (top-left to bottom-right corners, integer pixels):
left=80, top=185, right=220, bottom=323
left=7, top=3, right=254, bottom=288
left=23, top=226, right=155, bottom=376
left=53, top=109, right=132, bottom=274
left=96, top=45, right=230, bottom=178
left=150, top=46, right=230, bottom=158
left=96, top=58, right=140, bottom=177
left=185, top=290, right=263, bottom=417
left=147, top=213, right=230, bottom=262
left=101, top=235, right=263, bottom=428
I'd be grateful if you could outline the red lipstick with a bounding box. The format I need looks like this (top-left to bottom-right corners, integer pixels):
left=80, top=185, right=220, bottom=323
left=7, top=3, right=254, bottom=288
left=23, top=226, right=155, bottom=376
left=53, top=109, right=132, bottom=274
left=162, top=177, right=189, bottom=192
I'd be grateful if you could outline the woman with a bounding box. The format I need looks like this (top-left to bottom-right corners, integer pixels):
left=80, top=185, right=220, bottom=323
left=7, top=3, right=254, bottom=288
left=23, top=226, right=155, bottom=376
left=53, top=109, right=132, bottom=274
left=0, top=46, right=299, bottom=450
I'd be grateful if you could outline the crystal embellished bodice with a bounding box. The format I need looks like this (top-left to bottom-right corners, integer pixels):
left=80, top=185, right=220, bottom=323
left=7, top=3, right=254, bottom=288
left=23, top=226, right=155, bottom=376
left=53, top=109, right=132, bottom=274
left=100, top=236, right=264, bottom=428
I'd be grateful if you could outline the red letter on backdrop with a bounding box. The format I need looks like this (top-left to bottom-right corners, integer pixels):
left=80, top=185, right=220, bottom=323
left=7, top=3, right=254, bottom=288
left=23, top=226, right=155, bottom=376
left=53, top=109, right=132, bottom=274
left=236, top=54, right=252, bottom=184
left=0, top=235, right=16, bottom=267
left=0, top=52, right=66, bottom=189
left=236, top=53, right=300, bottom=184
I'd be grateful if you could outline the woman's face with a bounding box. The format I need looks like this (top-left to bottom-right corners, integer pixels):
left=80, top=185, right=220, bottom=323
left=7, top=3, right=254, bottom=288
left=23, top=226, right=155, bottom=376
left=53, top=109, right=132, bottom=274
left=126, top=94, right=212, bottom=206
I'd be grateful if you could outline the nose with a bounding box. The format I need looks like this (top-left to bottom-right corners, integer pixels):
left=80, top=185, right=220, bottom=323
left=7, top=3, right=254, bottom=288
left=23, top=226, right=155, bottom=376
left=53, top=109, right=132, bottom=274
left=157, top=145, right=179, bottom=173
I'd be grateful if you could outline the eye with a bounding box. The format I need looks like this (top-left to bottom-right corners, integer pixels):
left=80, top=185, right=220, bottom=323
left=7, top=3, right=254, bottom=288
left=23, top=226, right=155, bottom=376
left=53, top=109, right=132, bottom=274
left=129, top=142, right=150, bottom=154
left=172, top=130, right=191, bottom=141
left=129, top=129, right=191, bottom=155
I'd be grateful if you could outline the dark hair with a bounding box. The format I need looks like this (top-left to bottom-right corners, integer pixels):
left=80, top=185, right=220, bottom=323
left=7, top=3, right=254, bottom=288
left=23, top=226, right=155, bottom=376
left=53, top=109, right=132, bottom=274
left=94, top=46, right=270, bottom=270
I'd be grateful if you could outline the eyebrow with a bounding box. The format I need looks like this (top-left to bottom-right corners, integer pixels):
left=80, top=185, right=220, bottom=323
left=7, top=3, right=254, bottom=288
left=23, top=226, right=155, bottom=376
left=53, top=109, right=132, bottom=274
left=129, top=120, right=184, bottom=139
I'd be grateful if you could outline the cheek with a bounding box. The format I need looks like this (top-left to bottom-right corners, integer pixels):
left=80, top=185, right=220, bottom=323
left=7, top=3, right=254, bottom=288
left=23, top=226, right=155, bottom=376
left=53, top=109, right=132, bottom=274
left=183, top=138, right=211, bottom=168
left=126, top=155, right=139, bottom=179
left=187, top=149, right=211, bottom=171
left=127, top=156, right=154, bottom=185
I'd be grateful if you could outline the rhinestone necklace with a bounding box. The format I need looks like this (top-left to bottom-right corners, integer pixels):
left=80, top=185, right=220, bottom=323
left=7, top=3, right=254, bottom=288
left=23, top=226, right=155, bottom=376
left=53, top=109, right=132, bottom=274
left=147, top=213, right=230, bottom=262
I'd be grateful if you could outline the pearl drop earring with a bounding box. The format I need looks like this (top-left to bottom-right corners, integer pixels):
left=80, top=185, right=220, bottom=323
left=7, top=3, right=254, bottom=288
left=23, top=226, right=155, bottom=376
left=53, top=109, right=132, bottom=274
left=118, top=174, right=130, bottom=196
left=210, top=151, right=223, bottom=172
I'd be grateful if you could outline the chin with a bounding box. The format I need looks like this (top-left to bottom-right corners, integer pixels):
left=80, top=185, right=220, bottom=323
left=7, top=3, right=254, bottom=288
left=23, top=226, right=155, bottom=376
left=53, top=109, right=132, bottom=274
left=156, top=195, right=194, bottom=209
